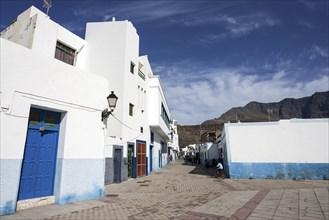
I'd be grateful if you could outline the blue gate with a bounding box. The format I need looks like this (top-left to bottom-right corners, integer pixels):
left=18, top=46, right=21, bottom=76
left=18, top=108, right=60, bottom=200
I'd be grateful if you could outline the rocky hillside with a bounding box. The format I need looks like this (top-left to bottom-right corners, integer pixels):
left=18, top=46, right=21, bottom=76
left=178, top=91, right=329, bottom=147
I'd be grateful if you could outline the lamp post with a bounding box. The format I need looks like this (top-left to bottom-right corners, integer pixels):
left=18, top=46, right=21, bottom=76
left=101, top=91, right=118, bottom=121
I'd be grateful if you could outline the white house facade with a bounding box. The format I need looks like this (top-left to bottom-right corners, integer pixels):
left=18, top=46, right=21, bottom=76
left=199, top=142, right=219, bottom=166
left=0, top=7, right=108, bottom=215
left=220, top=119, right=329, bottom=180
left=168, top=119, right=180, bottom=160
left=83, top=19, right=151, bottom=183
left=148, top=73, right=171, bottom=171
left=0, top=6, right=176, bottom=215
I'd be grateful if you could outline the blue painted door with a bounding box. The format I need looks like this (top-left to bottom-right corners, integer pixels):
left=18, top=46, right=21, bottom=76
left=150, top=145, right=153, bottom=172
left=18, top=108, right=60, bottom=200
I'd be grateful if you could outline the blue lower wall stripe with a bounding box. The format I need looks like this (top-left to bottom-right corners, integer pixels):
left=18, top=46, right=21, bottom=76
left=0, top=159, right=22, bottom=216
left=54, top=158, right=105, bottom=204
left=146, top=157, right=148, bottom=176
left=132, top=157, right=137, bottom=178
left=228, top=162, right=329, bottom=180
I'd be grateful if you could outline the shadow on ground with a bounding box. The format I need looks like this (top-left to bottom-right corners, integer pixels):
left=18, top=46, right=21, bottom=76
left=182, top=162, right=216, bottom=177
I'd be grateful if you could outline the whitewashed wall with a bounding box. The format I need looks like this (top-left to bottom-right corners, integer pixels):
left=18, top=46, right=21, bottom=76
left=1, top=36, right=108, bottom=215
left=224, top=119, right=329, bottom=180
left=84, top=21, right=150, bottom=158
left=1, top=6, right=86, bottom=61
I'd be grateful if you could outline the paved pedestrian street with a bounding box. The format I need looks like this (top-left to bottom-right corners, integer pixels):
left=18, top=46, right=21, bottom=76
left=2, top=159, right=328, bottom=220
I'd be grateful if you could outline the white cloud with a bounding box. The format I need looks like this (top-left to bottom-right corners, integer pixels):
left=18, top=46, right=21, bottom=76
left=298, top=20, right=314, bottom=28
left=62, top=21, right=85, bottom=33
left=309, top=45, right=328, bottom=60
left=299, top=0, right=317, bottom=10
left=73, top=1, right=198, bottom=23
left=155, top=63, right=329, bottom=125
left=72, top=0, right=279, bottom=41
left=202, top=13, right=280, bottom=40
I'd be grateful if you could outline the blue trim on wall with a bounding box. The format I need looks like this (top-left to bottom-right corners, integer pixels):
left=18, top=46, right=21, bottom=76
left=0, top=159, right=22, bottom=216
left=146, top=157, right=148, bottom=176
left=132, top=157, right=137, bottom=178
left=56, top=184, right=104, bottom=204
left=136, top=139, right=146, bottom=144
left=150, top=145, right=153, bottom=173
left=228, top=162, right=329, bottom=180
left=54, top=158, right=105, bottom=204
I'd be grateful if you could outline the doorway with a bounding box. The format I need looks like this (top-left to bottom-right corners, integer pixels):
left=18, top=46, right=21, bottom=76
left=137, top=141, right=146, bottom=176
left=150, top=145, right=153, bottom=172
left=113, top=148, right=122, bottom=183
left=18, top=108, right=60, bottom=200
left=127, top=144, right=134, bottom=178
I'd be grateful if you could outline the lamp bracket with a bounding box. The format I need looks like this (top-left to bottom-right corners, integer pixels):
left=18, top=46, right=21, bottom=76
left=101, top=108, right=112, bottom=121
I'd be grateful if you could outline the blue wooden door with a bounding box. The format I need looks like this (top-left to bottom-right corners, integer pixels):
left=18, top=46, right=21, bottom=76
left=149, top=145, right=153, bottom=172
left=18, top=108, right=60, bottom=200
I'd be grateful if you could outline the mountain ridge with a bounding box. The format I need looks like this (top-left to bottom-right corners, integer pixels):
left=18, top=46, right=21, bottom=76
left=178, top=91, right=329, bottom=148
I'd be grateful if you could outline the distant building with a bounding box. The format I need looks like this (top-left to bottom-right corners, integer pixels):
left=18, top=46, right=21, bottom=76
left=168, top=120, right=180, bottom=160
left=200, top=130, right=221, bottom=143
left=0, top=6, right=177, bottom=215
left=219, top=119, right=329, bottom=180
left=199, top=142, right=219, bottom=166
left=198, top=131, right=221, bottom=166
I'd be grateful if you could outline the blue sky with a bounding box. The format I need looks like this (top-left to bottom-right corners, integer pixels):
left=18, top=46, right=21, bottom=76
left=1, top=0, right=328, bottom=125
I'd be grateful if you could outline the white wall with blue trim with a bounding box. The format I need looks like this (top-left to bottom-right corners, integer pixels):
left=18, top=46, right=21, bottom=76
left=223, top=119, right=329, bottom=180
left=0, top=37, right=108, bottom=215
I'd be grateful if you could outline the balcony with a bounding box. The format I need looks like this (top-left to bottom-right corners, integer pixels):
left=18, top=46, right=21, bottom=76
left=138, top=70, right=145, bottom=80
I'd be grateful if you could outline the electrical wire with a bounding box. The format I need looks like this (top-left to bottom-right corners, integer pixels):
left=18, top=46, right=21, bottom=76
left=106, top=127, right=150, bottom=146
left=111, top=113, right=142, bottom=132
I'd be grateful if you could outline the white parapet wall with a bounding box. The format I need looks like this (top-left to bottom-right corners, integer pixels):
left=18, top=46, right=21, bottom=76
left=223, top=119, right=329, bottom=180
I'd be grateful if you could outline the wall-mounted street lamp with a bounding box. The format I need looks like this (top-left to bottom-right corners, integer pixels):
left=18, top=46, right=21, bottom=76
left=101, top=91, right=118, bottom=121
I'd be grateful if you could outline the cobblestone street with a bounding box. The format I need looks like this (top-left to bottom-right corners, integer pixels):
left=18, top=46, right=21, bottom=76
left=2, top=159, right=328, bottom=220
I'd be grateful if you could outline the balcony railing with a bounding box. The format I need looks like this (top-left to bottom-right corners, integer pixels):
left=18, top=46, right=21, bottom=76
left=138, top=70, right=145, bottom=80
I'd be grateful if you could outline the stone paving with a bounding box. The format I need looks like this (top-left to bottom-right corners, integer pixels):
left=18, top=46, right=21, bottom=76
left=2, top=159, right=328, bottom=220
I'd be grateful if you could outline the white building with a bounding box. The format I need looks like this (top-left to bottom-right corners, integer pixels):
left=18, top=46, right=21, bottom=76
left=220, top=119, right=329, bottom=180
left=84, top=19, right=150, bottom=183
left=168, top=120, right=180, bottom=160
left=84, top=19, right=172, bottom=180
left=199, top=142, right=219, bottom=166
left=0, top=7, right=108, bottom=215
left=0, top=6, right=176, bottom=215
left=148, top=72, right=171, bottom=170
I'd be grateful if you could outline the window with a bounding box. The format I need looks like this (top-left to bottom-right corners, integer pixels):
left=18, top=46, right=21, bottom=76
left=161, top=141, right=167, bottom=153
left=129, top=103, right=134, bottom=116
left=150, top=132, right=154, bottom=144
left=140, top=127, right=143, bottom=133
left=138, top=69, right=145, bottom=80
left=130, top=62, right=135, bottom=74
left=161, top=103, right=170, bottom=129
left=55, top=41, right=76, bottom=65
